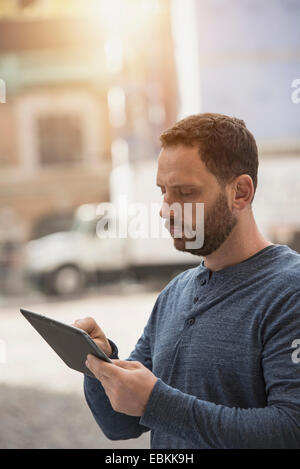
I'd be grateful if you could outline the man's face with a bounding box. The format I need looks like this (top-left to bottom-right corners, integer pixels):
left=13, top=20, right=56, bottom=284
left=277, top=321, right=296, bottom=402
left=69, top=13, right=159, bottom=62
left=156, top=145, right=238, bottom=256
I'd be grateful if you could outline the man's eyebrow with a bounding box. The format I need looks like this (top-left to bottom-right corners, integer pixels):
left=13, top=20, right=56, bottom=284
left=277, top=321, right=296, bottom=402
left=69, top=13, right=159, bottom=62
left=156, top=183, right=202, bottom=189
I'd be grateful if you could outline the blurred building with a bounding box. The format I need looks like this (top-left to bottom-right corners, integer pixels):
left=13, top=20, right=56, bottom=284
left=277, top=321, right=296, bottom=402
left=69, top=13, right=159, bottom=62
left=0, top=0, right=178, bottom=294
left=0, top=0, right=177, bottom=242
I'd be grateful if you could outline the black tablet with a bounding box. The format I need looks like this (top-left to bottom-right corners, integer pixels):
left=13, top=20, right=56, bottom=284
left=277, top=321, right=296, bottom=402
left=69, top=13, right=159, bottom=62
left=20, top=308, right=113, bottom=378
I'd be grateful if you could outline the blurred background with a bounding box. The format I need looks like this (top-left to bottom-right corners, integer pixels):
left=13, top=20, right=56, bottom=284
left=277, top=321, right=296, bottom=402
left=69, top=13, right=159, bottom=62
left=0, top=0, right=300, bottom=449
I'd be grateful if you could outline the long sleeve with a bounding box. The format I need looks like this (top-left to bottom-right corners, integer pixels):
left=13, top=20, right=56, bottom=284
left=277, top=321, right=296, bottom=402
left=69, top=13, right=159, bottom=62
left=84, top=375, right=150, bottom=440
left=84, top=304, right=155, bottom=440
left=139, top=291, right=300, bottom=448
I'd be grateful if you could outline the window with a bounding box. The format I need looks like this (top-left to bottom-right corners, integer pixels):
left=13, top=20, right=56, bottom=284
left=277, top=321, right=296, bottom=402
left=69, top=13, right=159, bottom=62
left=37, top=114, right=83, bottom=166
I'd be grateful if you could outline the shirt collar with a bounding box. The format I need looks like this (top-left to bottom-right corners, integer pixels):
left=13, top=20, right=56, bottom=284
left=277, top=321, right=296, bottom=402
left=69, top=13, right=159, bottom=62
left=195, top=244, right=281, bottom=283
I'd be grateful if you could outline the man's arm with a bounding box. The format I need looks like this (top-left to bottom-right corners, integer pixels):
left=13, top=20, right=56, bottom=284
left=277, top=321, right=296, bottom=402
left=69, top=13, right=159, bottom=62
left=83, top=299, right=157, bottom=440
left=139, top=291, right=300, bottom=448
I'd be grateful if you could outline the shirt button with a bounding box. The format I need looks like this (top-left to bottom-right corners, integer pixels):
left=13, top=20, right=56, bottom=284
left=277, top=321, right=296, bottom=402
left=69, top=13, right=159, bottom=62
left=188, top=318, right=195, bottom=325
left=200, top=279, right=207, bottom=286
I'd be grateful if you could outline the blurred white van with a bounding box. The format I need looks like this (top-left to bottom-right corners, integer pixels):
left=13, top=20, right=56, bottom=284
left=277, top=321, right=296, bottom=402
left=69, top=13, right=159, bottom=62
left=24, top=160, right=200, bottom=295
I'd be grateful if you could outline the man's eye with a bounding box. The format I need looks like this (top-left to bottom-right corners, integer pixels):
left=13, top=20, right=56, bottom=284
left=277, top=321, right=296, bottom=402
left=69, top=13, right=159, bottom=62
left=180, top=191, right=193, bottom=196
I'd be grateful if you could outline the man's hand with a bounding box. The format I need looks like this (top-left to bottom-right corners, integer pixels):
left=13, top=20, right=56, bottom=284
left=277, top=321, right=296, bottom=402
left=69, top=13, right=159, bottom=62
left=85, top=355, right=158, bottom=417
left=71, top=317, right=113, bottom=358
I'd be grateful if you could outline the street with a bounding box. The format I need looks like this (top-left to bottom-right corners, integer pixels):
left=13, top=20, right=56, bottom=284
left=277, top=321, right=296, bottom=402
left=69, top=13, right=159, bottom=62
left=0, top=285, right=159, bottom=449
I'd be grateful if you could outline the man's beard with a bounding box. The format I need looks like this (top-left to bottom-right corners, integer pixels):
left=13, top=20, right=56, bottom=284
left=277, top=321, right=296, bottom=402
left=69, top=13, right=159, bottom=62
left=172, top=190, right=238, bottom=257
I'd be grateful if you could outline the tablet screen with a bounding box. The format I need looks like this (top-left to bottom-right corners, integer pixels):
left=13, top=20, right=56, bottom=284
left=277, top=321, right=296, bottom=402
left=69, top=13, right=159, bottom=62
left=20, top=308, right=113, bottom=377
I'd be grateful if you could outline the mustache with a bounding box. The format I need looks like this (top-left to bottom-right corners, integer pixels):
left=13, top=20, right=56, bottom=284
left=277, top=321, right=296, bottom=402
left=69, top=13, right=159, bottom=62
left=164, top=219, right=181, bottom=230
left=164, top=220, right=194, bottom=232
left=164, top=218, right=198, bottom=239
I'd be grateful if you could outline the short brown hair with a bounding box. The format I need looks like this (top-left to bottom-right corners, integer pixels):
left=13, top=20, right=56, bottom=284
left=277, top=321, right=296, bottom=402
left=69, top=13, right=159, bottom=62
left=160, top=113, right=258, bottom=201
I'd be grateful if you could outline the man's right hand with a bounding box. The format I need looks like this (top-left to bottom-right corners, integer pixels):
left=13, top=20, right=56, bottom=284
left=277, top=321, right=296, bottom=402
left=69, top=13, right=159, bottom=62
left=72, top=317, right=113, bottom=358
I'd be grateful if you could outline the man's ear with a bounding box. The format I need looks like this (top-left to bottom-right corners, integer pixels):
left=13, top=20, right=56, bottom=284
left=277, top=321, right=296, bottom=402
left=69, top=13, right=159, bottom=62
left=231, top=175, right=254, bottom=210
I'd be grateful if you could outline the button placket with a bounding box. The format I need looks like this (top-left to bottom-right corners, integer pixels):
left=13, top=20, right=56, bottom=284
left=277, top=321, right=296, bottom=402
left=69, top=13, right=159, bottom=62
left=181, top=316, right=197, bottom=349
left=192, top=276, right=207, bottom=305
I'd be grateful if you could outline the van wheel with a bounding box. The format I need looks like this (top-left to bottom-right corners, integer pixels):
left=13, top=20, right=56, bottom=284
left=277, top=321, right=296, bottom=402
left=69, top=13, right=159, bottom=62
left=48, top=265, right=85, bottom=296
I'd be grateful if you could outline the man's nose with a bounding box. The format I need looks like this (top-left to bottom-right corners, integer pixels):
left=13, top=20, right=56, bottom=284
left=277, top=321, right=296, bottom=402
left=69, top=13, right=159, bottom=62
left=159, top=196, right=172, bottom=219
left=159, top=199, right=177, bottom=221
left=160, top=205, right=169, bottom=220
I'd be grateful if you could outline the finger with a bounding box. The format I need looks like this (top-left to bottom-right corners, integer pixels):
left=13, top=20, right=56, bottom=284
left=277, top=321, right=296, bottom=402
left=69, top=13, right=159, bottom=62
left=112, top=359, right=142, bottom=370
left=85, top=357, right=105, bottom=381
left=73, top=317, right=95, bottom=333
left=86, top=354, right=122, bottom=379
left=74, top=317, right=102, bottom=337
left=71, top=320, right=80, bottom=327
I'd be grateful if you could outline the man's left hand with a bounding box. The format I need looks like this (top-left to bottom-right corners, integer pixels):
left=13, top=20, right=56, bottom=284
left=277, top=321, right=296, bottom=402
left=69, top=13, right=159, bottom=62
left=85, top=355, right=158, bottom=417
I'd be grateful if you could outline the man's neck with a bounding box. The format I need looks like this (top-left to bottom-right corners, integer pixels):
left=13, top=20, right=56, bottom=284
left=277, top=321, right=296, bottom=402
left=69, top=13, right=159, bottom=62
left=203, top=213, right=273, bottom=272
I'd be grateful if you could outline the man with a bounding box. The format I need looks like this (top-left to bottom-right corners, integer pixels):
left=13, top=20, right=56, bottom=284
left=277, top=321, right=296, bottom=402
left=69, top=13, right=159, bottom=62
left=74, top=113, right=300, bottom=449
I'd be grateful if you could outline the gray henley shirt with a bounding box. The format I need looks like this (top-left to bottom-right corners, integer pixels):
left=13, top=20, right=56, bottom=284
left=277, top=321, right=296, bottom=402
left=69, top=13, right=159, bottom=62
left=84, top=244, right=300, bottom=448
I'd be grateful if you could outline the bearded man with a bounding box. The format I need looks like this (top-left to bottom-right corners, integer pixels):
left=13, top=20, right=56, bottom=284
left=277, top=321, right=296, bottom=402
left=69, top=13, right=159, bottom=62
left=74, top=113, right=300, bottom=449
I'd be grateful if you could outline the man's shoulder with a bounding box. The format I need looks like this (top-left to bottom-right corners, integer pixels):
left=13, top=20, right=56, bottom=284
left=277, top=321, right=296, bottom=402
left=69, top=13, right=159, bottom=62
left=271, top=245, right=300, bottom=292
left=261, top=246, right=300, bottom=325
left=158, top=264, right=200, bottom=300
left=168, top=265, right=200, bottom=286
